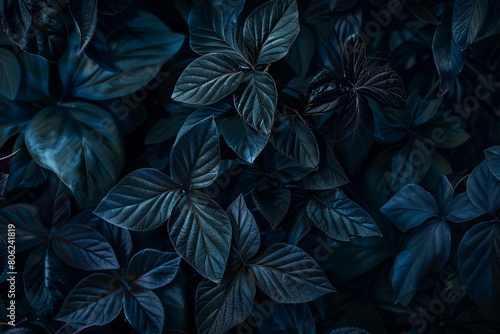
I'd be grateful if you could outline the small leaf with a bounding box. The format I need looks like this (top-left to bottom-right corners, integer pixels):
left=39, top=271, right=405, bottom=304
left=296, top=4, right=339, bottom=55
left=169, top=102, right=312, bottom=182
left=25, top=102, right=124, bottom=208
left=223, top=115, right=269, bottom=164
left=170, top=117, right=220, bottom=188
left=271, top=113, right=320, bottom=168
left=249, top=243, right=335, bottom=303
left=172, top=53, right=245, bottom=105
left=168, top=190, right=232, bottom=282
left=69, top=0, right=98, bottom=54
left=94, top=168, right=182, bottom=231
left=392, top=219, right=451, bottom=302
left=252, top=188, right=291, bottom=228
left=358, top=67, right=407, bottom=109
left=243, top=0, right=300, bottom=64
left=234, top=71, right=277, bottom=135
left=56, top=274, right=124, bottom=325
left=381, top=184, right=440, bottom=232
left=124, top=290, right=165, bottom=333
left=227, top=194, right=261, bottom=261
left=307, top=190, right=382, bottom=241
left=0, top=49, right=21, bottom=100
left=196, top=268, right=255, bottom=334
left=302, top=141, right=348, bottom=190
left=452, top=0, right=488, bottom=49
left=127, top=249, right=180, bottom=290
left=342, top=34, right=366, bottom=84
left=51, top=224, right=120, bottom=270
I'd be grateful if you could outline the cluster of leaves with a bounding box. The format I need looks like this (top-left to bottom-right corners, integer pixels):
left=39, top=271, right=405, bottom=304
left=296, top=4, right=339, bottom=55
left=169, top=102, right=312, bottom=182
left=0, top=0, right=500, bottom=333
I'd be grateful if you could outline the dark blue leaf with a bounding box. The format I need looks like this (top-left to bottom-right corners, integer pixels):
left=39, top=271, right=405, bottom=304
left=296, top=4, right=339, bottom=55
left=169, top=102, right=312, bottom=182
left=170, top=117, right=220, bottom=188
left=94, top=168, right=182, bottom=231
left=124, top=290, right=165, bottom=333
left=156, top=271, right=187, bottom=331
left=302, top=140, right=348, bottom=190
left=445, top=193, right=484, bottom=222
left=0, top=48, right=21, bottom=100
left=56, top=273, right=124, bottom=325
left=59, top=11, right=184, bottom=100
left=433, top=175, right=454, bottom=212
left=99, top=0, right=133, bottom=15
left=69, top=0, right=98, bottom=54
left=358, top=67, right=407, bottom=109
left=467, top=161, right=500, bottom=215
left=458, top=221, right=500, bottom=313
left=252, top=188, right=291, bottom=228
left=255, top=302, right=316, bottom=334
left=392, top=219, right=451, bottom=302
left=24, top=246, right=72, bottom=318
left=172, top=53, right=245, bottom=105
left=223, top=115, right=269, bottom=164
left=381, top=184, right=440, bottom=232
left=327, top=10, right=362, bottom=72
left=271, top=113, right=320, bottom=168
left=243, top=0, right=299, bottom=64
left=84, top=28, right=118, bottom=73
left=51, top=224, right=120, bottom=270
left=234, top=71, right=277, bottom=135
left=196, top=268, right=255, bottom=333
left=227, top=194, right=261, bottom=261
left=25, top=102, right=124, bottom=208
left=286, top=24, right=315, bottom=78
left=307, top=190, right=382, bottom=241
left=452, top=0, right=488, bottom=49
left=286, top=205, right=312, bottom=245
left=485, top=146, right=500, bottom=181
left=188, top=3, right=249, bottom=63
left=0, top=204, right=48, bottom=252
left=0, top=96, right=35, bottom=149
left=249, top=243, right=335, bottom=303
left=306, top=71, right=351, bottom=115
left=127, top=249, right=180, bottom=290
left=342, top=34, right=366, bottom=84
left=168, top=190, right=231, bottom=282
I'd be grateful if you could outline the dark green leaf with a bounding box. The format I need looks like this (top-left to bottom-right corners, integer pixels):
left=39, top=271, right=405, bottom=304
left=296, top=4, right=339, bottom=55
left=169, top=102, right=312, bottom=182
left=307, top=190, right=382, bottom=241
left=286, top=24, right=315, bottom=78
left=302, top=141, right=348, bottom=190
left=25, top=102, right=124, bottom=208
left=94, top=168, right=182, bottom=231
left=227, top=194, right=261, bottom=261
left=124, top=290, right=164, bottom=333
left=327, top=10, right=362, bottom=72
left=168, top=190, right=232, bottom=282
left=249, top=243, right=335, bottom=303
left=69, top=0, right=98, bottom=54
left=0, top=48, right=21, bottom=100
left=452, top=0, right=488, bottom=49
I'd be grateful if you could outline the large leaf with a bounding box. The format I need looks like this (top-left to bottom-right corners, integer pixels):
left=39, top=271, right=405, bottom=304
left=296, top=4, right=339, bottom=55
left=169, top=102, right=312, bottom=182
left=127, top=249, right=180, bottom=290
left=124, top=290, right=165, bottom=333
left=234, top=71, right=277, bottom=135
left=168, top=190, right=231, bottom=282
left=59, top=11, right=184, bottom=100
left=188, top=4, right=249, bottom=63
left=271, top=113, right=320, bottom=168
left=433, top=9, right=466, bottom=95
left=0, top=204, right=48, bottom=252
left=255, top=303, right=316, bottom=334
left=56, top=274, right=124, bottom=325
left=458, top=221, right=500, bottom=313
left=24, top=246, right=72, bottom=318
left=252, top=188, right=291, bottom=228
left=445, top=193, right=484, bottom=222
left=307, top=190, right=382, bottom=241
left=0, top=48, right=21, bottom=100
left=467, top=161, right=500, bottom=215
left=223, top=115, right=269, bottom=163
left=227, top=194, right=261, bottom=261
left=51, top=224, right=120, bottom=270
left=94, top=168, right=182, bottom=231
left=249, top=243, right=335, bottom=303
left=358, top=67, right=407, bottom=109
left=381, top=184, right=440, bottom=232
left=172, top=53, right=245, bottom=105
left=69, top=0, right=98, bottom=54
left=0, top=0, right=70, bottom=61
left=196, top=268, right=255, bottom=334
left=0, top=96, right=35, bottom=149
left=243, top=0, right=300, bottom=64
left=26, top=102, right=124, bottom=208
left=170, top=117, right=220, bottom=188
left=452, top=0, right=488, bottom=49
left=393, top=219, right=451, bottom=302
